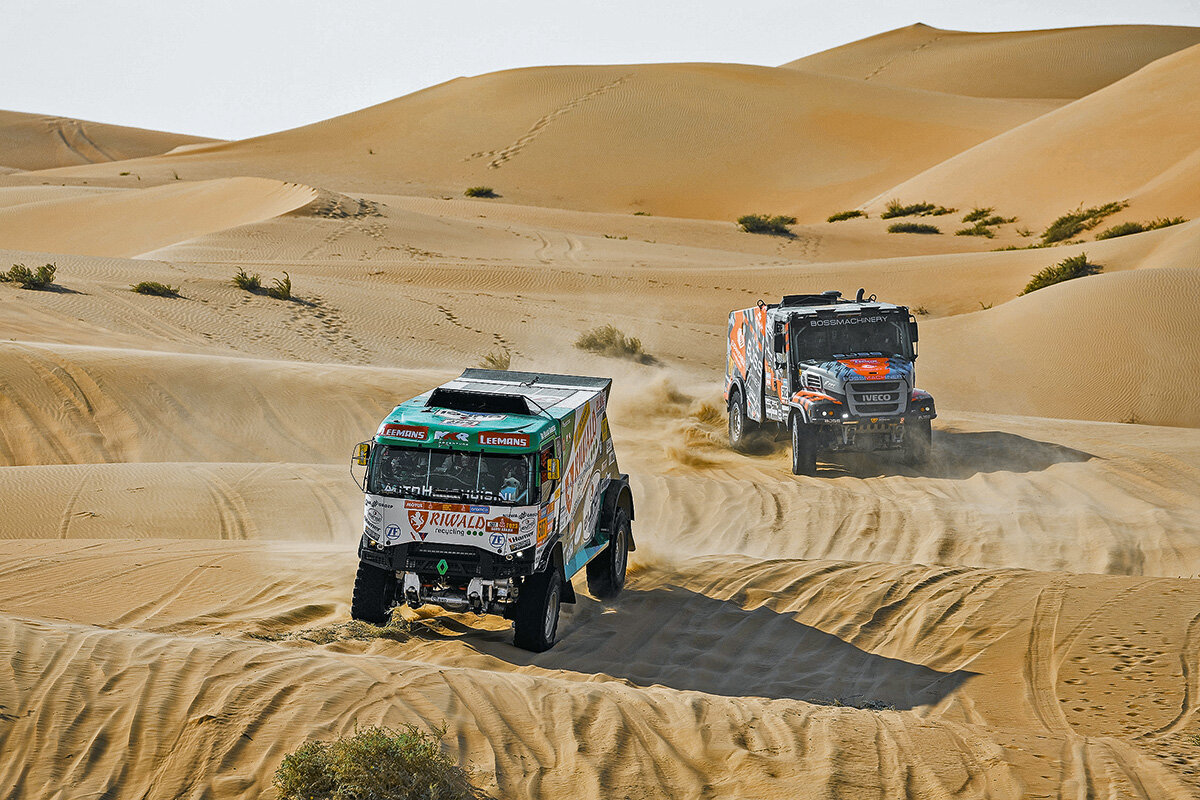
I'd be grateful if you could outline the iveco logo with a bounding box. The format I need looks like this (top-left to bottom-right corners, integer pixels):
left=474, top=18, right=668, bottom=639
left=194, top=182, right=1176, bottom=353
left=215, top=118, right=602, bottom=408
left=860, top=393, right=895, bottom=402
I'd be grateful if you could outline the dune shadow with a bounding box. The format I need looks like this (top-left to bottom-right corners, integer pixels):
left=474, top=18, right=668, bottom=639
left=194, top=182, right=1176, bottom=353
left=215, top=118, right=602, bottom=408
left=817, top=428, right=1095, bottom=479
left=419, top=585, right=974, bottom=708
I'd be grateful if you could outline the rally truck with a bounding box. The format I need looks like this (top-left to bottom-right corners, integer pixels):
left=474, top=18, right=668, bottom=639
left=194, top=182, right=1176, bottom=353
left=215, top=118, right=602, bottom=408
left=725, top=289, right=936, bottom=475
left=350, top=369, right=634, bottom=652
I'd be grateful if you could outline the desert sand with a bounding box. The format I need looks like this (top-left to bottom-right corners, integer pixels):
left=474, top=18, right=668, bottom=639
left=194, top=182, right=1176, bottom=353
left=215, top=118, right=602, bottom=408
left=2, top=21, right=1200, bottom=800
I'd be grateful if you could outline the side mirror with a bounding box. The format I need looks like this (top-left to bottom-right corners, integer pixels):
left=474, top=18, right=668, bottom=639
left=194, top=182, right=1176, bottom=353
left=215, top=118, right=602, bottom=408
left=354, top=441, right=371, bottom=466
left=909, top=318, right=919, bottom=343
left=542, top=458, right=560, bottom=481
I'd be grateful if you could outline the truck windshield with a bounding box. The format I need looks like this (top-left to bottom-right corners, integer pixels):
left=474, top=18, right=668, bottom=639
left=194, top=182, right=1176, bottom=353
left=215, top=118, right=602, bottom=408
left=369, top=445, right=535, bottom=505
left=791, top=314, right=911, bottom=362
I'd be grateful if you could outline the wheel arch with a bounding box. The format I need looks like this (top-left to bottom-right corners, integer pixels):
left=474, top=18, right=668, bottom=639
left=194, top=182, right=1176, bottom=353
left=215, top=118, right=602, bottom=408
left=598, top=475, right=636, bottom=552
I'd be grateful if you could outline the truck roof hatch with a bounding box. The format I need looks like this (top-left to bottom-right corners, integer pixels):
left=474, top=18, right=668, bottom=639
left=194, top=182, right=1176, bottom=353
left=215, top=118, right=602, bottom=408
left=425, top=388, right=534, bottom=416
left=781, top=291, right=843, bottom=307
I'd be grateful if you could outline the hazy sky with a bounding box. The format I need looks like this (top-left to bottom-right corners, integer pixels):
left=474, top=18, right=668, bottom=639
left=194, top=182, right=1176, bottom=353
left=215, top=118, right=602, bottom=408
left=4, top=0, right=1196, bottom=140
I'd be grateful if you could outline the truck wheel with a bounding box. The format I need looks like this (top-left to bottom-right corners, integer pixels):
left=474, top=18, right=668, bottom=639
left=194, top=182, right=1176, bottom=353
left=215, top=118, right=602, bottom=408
left=903, top=418, right=932, bottom=465
left=351, top=561, right=396, bottom=626
left=513, top=568, right=562, bottom=652
left=790, top=416, right=818, bottom=476
left=728, top=390, right=757, bottom=452
left=586, top=508, right=630, bottom=599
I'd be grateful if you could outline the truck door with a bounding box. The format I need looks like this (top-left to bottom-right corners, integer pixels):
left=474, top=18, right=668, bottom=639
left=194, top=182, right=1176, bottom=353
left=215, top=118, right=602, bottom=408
left=744, top=305, right=768, bottom=422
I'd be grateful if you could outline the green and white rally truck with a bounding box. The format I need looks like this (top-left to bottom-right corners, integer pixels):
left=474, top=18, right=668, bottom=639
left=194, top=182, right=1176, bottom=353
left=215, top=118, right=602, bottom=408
left=350, top=369, right=635, bottom=652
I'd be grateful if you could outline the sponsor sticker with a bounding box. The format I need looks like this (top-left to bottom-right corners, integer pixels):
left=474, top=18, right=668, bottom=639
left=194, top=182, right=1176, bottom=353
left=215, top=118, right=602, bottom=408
left=478, top=431, right=531, bottom=448
left=485, top=516, right=519, bottom=534
left=380, top=423, right=427, bottom=441
left=433, top=430, right=470, bottom=443
left=385, top=523, right=401, bottom=542
left=366, top=507, right=384, bottom=525
left=489, top=533, right=505, bottom=549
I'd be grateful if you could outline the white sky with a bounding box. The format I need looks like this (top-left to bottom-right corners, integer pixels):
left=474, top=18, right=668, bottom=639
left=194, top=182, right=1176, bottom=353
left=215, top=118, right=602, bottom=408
left=3, top=0, right=1197, bottom=140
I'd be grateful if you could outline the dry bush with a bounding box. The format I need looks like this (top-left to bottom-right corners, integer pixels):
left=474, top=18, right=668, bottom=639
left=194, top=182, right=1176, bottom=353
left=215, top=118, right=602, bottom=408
left=575, top=325, right=654, bottom=364
left=273, top=724, right=483, bottom=800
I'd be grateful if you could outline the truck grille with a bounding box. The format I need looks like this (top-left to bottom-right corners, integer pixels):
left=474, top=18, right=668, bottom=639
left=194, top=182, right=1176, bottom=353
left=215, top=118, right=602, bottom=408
left=847, top=380, right=906, bottom=417
left=404, top=543, right=484, bottom=579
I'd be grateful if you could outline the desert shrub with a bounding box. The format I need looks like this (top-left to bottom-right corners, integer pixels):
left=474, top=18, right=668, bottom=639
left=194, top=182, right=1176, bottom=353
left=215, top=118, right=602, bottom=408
left=575, top=325, right=653, bottom=363
left=232, top=269, right=262, bottom=292
left=131, top=281, right=181, bottom=297
left=464, top=186, right=497, bottom=198
left=1020, top=253, right=1101, bottom=295
left=955, top=224, right=994, bottom=238
left=632, top=210, right=651, bottom=216
left=962, top=207, right=993, bottom=223
left=1096, top=216, right=1187, bottom=240
left=1095, top=221, right=1145, bottom=240
left=887, top=222, right=940, bottom=234
left=273, top=724, right=481, bottom=800
left=912, top=306, right=929, bottom=316
left=1, top=262, right=56, bottom=289
left=881, top=201, right=955, bottom=219
left=881, top=200, right=933, bottom=218
left=479, top=350, right=510, bottom=370
left=266, top=272, right=292, bottom=300
left=1040, top=201, right=1127, bottom=244
left=737, top=214, right=796, bottom=235
left=826, top=209, right=865, bottom=222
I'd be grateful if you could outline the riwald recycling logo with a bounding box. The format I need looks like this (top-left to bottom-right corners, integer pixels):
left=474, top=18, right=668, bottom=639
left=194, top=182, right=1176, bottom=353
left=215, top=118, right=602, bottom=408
left=408, top=510, right=429, bottom=539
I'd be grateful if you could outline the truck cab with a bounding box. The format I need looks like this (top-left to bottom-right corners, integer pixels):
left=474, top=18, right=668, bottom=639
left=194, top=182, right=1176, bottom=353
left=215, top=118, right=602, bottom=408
left=725, top=290, right=937, bottom=474
left=351, top=369, right=634, bottom=652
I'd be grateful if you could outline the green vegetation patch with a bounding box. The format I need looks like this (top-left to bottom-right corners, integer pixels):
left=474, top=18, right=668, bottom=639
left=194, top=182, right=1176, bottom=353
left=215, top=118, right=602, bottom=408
left=464, top=186, right=497, bottom=198
left=1040, top=201, right=1128, bottom=244
left=234, top=268, right=293, bottom=300
left=737, top=214, right=796, bottom=235
left=826, top=209, right=866, bottom=222
left=1095, top=216, right=1187, bottom=240
left=1, top=262, right=56, bottom=290
left=881, top=200, right=955, bottom=219
left=955, top=224, right=995, bottom=238
left=887, top=222, right=941, bottom=234
left=1021, top=253, right=1102, bottom=295
left=575, top=324, right=654, bottom=363
left=131, top=281, right=181, bottom=297
left=273, top=724, right=482, bottom=800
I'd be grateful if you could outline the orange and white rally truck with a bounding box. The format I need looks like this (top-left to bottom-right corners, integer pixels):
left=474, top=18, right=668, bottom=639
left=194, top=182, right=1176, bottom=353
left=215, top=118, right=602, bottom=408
left=350, top=369, right=634, bottom=652
left=725, top=290, right=936, bottom=475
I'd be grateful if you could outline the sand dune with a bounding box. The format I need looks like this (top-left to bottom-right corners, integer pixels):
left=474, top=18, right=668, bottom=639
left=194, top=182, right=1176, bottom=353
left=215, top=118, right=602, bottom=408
left=921, top=268, right=1200, bottom=426
left=1, top=20, right=1198, bottom=800
left=0, top=177, right=317, bottom=257
left=3, top=546, right=1200, bottom=798
left=873, top=42, right=1200, bottom=225
left=0, top=109, right=215, bottom=171
left=784, top=23, right=1200, bottom=99
left=13, top=64, right=1056, bottom=222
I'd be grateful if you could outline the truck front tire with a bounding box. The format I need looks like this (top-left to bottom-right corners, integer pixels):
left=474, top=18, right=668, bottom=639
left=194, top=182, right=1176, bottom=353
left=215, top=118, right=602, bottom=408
left=790, top=416, right=818, bottom=476
left=351, top=561, right=396, bottom=626
left=513, top=568, right=562, bottom=652
left=587, top=507, right=630, bottom=599
left=903, top=418, right=932, bottom=465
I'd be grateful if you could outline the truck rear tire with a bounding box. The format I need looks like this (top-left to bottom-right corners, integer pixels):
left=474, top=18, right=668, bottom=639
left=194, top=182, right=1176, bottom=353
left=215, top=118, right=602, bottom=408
left=728, top=389, right=757, bottom=452
left=586, top=508, right=630, bottom=599
left=351, top=561, right=396, bottom=626
left=903, top=418, right=932, bottom=465
left=790, top=416, right=818, bottom=476
left=513, top=568, right=562, bottom=652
